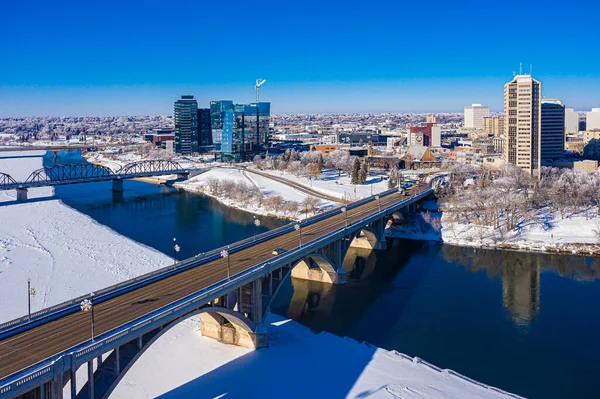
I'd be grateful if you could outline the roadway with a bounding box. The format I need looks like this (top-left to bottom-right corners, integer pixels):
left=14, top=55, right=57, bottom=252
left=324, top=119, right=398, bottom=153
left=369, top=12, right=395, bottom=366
left=0, top=185, right=427, bottom=381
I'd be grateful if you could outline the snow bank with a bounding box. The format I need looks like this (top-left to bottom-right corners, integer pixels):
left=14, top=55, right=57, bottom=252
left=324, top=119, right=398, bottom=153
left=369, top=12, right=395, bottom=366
left=176, top=168, right=336, bottom=220
left=253, top=168, right=390, bottom=201
left=386, top=203, right=600, bottom=256
left=0, top=152, right=172, bottom=322
left=110, top=313, right=519, bottom=399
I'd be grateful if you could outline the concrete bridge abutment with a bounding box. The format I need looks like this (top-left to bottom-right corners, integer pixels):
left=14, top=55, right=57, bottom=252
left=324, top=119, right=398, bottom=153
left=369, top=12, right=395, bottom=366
left=16, top=187, right=28, bottom=202
left=112, top=179, right=123, bottom=192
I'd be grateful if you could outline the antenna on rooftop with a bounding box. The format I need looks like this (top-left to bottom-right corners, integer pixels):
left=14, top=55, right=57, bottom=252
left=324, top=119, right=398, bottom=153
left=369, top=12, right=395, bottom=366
left=254, top=79, right=266, bottom=103
left=519, top=62, right=523, bottom=75
left=530, top=64, right=533, bottom=76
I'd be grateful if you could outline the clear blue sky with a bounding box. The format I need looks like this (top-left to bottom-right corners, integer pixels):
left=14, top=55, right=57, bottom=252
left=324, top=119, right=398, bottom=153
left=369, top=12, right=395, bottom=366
left=1, top=0, right=599, bottom=116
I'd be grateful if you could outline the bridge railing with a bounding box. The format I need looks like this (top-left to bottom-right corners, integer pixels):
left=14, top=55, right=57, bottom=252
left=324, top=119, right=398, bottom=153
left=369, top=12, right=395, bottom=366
left=0, top=184, right=429, bottom=335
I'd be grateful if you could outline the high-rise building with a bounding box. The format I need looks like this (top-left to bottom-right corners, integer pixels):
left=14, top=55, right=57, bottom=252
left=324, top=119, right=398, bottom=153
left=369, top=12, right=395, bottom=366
left=483, top=116, right=505, bottom=137
left=426, top=115, right=437, bottom=124
left=210, top=100, right=270, bottom=161
left=541, top=98, right=565, bottom=161
left=197, top=108, right=212, bottom=148
left=503, top=74, right=542, bottom=177
left=464, top=104, right=490, bottom=130
left=564, top=108, right=579, bottom=134
left=409, top=123, right=439, bottom=147
left=174, top=95, right=198, bottom=154
left=587, top=108, right=600, bottom=131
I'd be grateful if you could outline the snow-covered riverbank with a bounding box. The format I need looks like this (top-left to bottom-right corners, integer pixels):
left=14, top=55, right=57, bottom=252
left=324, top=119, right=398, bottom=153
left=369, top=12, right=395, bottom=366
left=0, top=151, right=521, bottom=398
left=386, top=200, right=600, bottom=256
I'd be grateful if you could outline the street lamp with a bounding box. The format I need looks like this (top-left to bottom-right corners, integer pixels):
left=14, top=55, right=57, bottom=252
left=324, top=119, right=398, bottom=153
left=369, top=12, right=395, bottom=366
left=341, top=207, right=348, bottom=228
left=27, top=278, right=36, bottom=321
left=80, top=293, right=95, bottom=341
left=173, top=238, right=180, bottom=264
left=375, top=195, right=380, bottom=212
left=221, top=249, right=230, bottom=280
left=253, top=217, right=260, bottom=241
left=294, top=223, right=302, bottom=247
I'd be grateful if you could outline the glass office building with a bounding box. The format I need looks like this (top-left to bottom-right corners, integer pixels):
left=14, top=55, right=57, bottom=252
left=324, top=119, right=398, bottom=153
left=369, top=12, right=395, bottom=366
left=210, top=100, right=270, bottom=161
left=197, top=108, right=212, bottom=148
left=174, top=95, right=198, bottom=154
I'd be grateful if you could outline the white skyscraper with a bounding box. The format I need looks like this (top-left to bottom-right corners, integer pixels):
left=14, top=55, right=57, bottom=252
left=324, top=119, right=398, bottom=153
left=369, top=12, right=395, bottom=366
left=587, top=108, right=600, bottom=131
left=564, top=108, right=579, bottom=134
left=464, top=104, right=490, bottom=130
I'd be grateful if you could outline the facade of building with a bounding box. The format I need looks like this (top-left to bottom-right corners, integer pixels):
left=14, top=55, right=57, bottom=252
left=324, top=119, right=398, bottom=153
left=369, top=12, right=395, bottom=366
left=409, top=123, right=440, bottom=147
left=210, top=100, right=270, bottom=161
left=541, top=98, right=565, bottom=161
left=587, top=108, right=600, bottom=131
left=197, top=108, right=212, bottom=148
left=174, top=95, right=199, bottom=154
left=483, top=116, right=505, bottom=137
left=503, top=75, right=542, bottom=177
left=426, top=115, right=437, bottom=124
left=464, top=104, right=490, bottom=130
left=565, top=108, right=579, bottom=134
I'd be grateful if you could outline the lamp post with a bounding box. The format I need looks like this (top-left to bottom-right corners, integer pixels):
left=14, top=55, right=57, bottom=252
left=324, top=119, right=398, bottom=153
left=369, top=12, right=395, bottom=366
left=173, top=238, right=180, bottom=264
left=341, top=207, right=348, bottom=228
left=294, top=223, right=302, bottom=247
left=253, top=217, right=260, bottom=241
left=221, top=249, right=230, bottom=280
left=27, top=279, right=36, bottom=321
left=375, top=195, right=380, bottom=212
left=80, top=293, right=95, bottom=341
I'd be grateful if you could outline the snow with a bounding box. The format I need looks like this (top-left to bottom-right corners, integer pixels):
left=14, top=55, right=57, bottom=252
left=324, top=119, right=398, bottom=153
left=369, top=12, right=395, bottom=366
left=252, top=168, right=390, bottom=201
left=175, top=168, right=337, bottom=220
left=110, top=313, right=518, bottom=399
left=0, top=153, right=519, bottom=398
left=386, top=200, right=600, bottom=255
left=0, top=152, right=172, bottom=323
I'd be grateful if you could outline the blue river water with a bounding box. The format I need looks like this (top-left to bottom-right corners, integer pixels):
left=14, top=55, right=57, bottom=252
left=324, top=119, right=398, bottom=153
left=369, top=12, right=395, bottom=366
left=47, top=151, right=600, bottom=398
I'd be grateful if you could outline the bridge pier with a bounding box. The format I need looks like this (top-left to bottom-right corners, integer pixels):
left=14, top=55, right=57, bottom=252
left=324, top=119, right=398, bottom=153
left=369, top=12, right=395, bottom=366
left=112, top=179, right=123, bottom=193
left=16, top=187, right=28, bottom=202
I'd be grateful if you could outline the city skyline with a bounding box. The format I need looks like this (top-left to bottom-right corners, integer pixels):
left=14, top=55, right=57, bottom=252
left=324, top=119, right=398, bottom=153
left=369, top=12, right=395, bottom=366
left=1, top=0, right=599, bottom=116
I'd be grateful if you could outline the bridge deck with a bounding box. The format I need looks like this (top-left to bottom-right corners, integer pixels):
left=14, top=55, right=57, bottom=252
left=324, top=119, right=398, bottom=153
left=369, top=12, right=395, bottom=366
left=0, top=186, right=428, bottom=381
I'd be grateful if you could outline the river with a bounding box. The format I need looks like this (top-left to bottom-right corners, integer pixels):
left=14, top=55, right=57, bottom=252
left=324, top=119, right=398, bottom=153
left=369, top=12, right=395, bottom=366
left=49, top=151, right=600, bottom=398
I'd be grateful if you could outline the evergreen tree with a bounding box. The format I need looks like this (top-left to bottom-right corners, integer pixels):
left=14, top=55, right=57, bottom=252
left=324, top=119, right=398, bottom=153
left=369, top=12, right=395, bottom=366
left=359, top=161, right=369, bottom=184
left=351, top=158, right=361, bottom=185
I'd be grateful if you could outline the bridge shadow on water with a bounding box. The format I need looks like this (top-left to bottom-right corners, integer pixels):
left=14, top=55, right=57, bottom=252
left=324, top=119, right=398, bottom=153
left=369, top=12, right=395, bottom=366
left=157, top=313, right=378, bottom=399
left=0, top=194, right=58, bottom=207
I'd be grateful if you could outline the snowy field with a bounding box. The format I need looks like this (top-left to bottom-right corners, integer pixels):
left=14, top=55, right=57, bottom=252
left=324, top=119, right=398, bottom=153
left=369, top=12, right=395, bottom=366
left=387, top=200, right=600, bottom=255
left=252, top=168, right=390, bottom=201
left=0, top=152, right=172, bottom=322
left=111, top=313, right=519, bottom=399
left=176, top=168, right=337, bottom=219
left=1, top=152, right=519, bottom=398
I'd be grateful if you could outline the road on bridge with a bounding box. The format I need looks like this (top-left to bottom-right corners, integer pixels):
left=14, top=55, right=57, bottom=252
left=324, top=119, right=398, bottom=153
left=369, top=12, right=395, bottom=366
left=0, top=185, right=428, bottom=381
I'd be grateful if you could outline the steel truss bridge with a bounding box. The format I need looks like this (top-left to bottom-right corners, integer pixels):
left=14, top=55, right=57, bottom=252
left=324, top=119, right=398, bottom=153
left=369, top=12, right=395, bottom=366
left=0, top=183, right=435, bottom=399
left=0, top=160, right=198, bottom=201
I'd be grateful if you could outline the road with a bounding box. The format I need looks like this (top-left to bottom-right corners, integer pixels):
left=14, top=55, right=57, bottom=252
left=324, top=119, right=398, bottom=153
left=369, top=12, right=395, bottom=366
left=241, top=168, right=342, bottom=202
left=0, top=186, right=426, bottom=381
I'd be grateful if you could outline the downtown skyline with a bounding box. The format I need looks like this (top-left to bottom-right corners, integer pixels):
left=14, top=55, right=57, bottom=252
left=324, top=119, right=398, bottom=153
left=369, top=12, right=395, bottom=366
left=1, top=0, right=599, bottom=116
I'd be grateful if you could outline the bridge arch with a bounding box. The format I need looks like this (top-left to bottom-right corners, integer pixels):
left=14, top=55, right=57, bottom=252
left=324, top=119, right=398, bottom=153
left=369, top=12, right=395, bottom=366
left=349, top=226, right=380, bottom=250
left=289, top=253, right=341, bottom=284
left=120, top=160, right=183, bottom=175
left=97, top=306, right=255, bottom=399
left=25, top=163, right=114, bottom=184
left=0, top=172, right=17, bottom=186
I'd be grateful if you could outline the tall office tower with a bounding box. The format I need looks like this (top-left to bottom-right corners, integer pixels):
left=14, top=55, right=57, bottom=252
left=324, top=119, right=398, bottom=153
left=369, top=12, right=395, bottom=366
left=174, top=95, right=198, bottom=154
left=464, top=104, right=490, bottom=130
left=503, top=74, right=542, bottom=177
left=210, top=100, right=234, bottom=151
left=426, top=114, right=437, bottom=124
left=483, top=117, right=505, bottom=137
left=541, top=99, right=565, bottom=161
left=210, top=100, right=270, bottom=161
left=197, top=108, right=212, bottom=147
left=564, top=108, right=579, bottom=134
left=587, top=108, right=600, bottom=131
left=409, top=123, right=438, bottom=147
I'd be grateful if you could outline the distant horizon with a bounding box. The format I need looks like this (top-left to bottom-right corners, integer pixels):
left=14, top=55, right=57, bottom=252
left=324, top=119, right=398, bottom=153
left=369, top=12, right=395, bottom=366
left=1, top=0, right=598, bottom=117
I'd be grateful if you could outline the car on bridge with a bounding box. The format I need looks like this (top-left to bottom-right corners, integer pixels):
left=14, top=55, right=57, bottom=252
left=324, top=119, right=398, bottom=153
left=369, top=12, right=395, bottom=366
left=272, top=247, right=287, bottom=256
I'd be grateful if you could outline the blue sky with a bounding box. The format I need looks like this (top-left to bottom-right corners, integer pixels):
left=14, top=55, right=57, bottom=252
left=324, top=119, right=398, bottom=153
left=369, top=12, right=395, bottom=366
left=1, top=0, right=599, bottom=116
